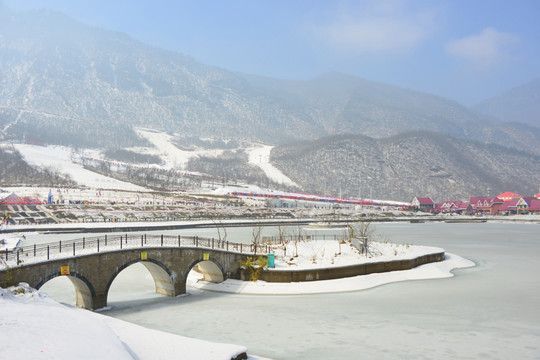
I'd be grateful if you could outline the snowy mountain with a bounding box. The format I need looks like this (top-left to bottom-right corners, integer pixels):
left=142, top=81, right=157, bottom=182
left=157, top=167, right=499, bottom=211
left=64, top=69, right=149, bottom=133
left=1, top=5, right=540, bottom=200
left=271, top=132, right=540, bottom=202
left=1, top=5, right=538, bottom=154
left=472, top=79, right=540, bottom=129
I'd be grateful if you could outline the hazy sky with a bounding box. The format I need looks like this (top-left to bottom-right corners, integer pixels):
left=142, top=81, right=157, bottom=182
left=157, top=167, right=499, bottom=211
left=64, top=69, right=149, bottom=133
left=4, top=0, right=540, bottom=105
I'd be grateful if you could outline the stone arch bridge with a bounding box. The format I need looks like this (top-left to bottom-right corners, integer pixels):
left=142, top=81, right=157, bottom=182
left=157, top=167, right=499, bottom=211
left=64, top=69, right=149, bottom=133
left=0, top=235, right=264, bottom=310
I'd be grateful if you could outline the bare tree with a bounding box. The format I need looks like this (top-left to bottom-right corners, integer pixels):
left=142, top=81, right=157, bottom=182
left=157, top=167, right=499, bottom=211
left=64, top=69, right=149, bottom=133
left=347, top=220, right=375, bottom=256
left=212, top=219, right=227, bottom=246
left=291, top=226, right=305, bottom=257
left=251, top=224, right=264, bottom=253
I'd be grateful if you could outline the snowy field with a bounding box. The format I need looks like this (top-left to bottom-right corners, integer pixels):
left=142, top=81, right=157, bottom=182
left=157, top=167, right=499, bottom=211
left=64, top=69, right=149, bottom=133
left=13, top=143, right=147, bottom=191
left=8, top=134, right=297, bottom=194
left=136, top=129, right=297, bottom=186
left=0, top=283, right=254, bottom=360
left=135, top=128, right=225, bottom=170
left=246, top=144, right=298, bottom=187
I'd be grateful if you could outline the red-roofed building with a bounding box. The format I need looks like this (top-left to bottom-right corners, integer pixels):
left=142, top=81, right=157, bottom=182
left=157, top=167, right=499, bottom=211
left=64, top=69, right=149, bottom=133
left=434, top=200, right=473, bottom=214
left=435, top=200, right=460, bottom=212
left=499, top=198, right=529, bottom=214
left=529, top=199, right=540, bottom=213
left=458, top=201, right=473, bottom=214
left=412, top=197, right=435, bottom=211
left=534, top=189, right=540, bottom=200
left=470, top=197, right=503, bottom=214
left=522, top=197, right=539, bottom=214
left=497, top=191, right=523, bottom=202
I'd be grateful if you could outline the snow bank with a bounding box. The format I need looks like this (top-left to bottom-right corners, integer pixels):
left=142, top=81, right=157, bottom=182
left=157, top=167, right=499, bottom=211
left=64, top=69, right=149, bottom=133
left=189, top=251, right=475, bottom=295
left=91, top=311, right=248, bottom=360
left=0, top=283, right=250, bottom=360
left=0, top=283, right=132, bottom=360
left=0, top=233, right=25, bottom=251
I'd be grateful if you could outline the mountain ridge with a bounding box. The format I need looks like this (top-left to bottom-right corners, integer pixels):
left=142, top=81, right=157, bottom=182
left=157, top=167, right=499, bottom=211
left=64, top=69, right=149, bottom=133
left=271, top=131, right=540, bottom=202
left=1, top=5, right=538, bottom=154
left=472, top=78, right=540, bottom=129
left=1, top=5, right=539, bottom=201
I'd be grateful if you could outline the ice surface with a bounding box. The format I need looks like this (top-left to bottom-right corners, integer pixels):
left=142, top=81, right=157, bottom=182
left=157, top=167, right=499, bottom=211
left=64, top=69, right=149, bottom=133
left=96, top=222, right=540, bottom=360
left=4, top=221, right=540, bottom=359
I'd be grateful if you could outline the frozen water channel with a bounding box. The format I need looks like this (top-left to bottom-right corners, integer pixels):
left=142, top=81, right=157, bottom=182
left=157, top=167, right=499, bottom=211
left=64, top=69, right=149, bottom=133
left=39, top=222, right=540, bottom=359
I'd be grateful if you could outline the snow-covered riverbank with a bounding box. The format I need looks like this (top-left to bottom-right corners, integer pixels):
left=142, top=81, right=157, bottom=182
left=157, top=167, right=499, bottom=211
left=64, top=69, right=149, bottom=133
left=0, top=283, right=253, bottom=360
left=190, top=252, right=473, bottom=295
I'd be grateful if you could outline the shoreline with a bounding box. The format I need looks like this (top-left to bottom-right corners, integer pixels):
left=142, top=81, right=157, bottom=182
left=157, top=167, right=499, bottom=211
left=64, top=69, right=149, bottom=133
left=2, top=215, right=539, bottom=235
left=189, top=252, right=475, bottom=295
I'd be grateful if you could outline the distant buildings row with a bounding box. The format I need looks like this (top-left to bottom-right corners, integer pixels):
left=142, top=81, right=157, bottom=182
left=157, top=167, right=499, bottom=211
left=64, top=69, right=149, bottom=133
left=412, top=191, right=540, bottom=215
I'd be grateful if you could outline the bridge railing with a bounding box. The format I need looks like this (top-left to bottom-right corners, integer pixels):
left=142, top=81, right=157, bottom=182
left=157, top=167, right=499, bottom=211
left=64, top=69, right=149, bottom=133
left=1, top=234, right=271, bottom=269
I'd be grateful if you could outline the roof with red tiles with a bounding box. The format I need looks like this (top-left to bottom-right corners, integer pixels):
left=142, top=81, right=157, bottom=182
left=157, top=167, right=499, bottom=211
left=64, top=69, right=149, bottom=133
left=497, top=191, right=524, bottom=202
left=413, top=197, right=434, bottom=205
left=470, top=197, right=503, bottom=208
left=529, top=199, right=540, bottom=211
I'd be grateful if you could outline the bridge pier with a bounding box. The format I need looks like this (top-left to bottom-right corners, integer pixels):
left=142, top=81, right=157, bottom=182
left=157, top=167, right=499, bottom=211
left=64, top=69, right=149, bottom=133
left=67, top=276, right=95, bottom=310
left=92, top=293, right=108, bottom=310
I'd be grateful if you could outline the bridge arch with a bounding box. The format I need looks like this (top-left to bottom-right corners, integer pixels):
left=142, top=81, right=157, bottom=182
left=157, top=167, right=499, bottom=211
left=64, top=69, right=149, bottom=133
left=105, top=257, right=176, bottom=302
left=36, top=272, right=96, bottom=309
left=186, top=257, right=226, bottom=284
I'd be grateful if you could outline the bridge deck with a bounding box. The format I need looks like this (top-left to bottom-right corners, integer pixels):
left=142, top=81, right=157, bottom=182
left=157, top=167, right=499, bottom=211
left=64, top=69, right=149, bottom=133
left=1, top=234, right=269, bottom=269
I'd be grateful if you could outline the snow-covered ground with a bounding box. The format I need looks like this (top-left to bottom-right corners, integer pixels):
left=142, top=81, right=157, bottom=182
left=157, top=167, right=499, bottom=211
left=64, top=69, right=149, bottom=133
left=0, top=283, right=253, bottom=360
left=246, top=144, right=298, bottom=187
left=10, top=134, right=297, bottom=191
left=0, top=232, right=25, bottom=250
left=135, top=128, right=225, bottom=170
left=136, top=129, right=296, bottom=187
left=190, top=252, right=473, bottom=295
left=13, top=143, right=146, bottom=191
left=270, top=239, right=445, bottom=270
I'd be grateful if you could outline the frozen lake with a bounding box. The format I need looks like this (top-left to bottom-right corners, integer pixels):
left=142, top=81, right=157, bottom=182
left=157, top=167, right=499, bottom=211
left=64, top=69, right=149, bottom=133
left=39, top=222, right=540, bottom=359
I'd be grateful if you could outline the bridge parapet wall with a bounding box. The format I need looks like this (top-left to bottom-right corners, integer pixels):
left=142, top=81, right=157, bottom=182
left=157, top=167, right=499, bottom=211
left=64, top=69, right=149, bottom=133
left=1, top=234, right=267, bottom=268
